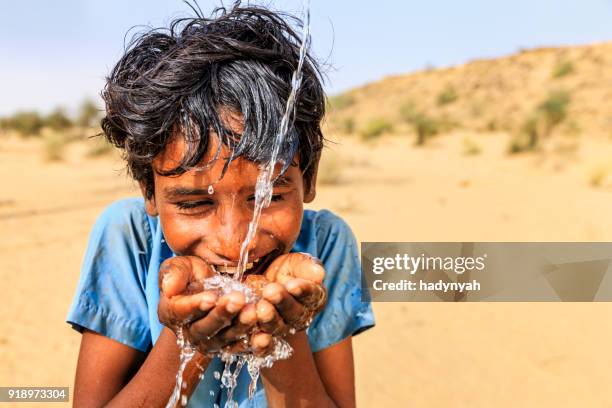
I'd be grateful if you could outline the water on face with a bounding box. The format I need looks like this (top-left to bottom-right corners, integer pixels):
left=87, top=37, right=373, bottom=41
left=166, top=1, right=311, bottom=406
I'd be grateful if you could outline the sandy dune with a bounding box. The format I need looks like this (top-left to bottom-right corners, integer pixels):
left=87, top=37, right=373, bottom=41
left=2, top=131, right=612, bottom=407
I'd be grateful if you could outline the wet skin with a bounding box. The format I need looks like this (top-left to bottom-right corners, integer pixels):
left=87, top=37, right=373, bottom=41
left=146, top=116, right=326, bottom=355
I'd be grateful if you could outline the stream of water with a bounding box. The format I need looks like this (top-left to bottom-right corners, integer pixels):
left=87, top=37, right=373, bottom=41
left=166, top=1, right=312, bottom=406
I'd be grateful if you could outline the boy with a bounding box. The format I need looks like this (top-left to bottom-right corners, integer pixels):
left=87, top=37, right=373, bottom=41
left=67, top=3, right=374, bottom=407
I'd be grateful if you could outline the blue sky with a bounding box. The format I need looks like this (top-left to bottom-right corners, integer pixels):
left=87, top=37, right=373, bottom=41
left=1, top=0, right=611, bottom=115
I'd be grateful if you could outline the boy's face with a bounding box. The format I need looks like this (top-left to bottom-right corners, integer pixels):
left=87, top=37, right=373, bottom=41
left=143, top=113, right=317, bottom=279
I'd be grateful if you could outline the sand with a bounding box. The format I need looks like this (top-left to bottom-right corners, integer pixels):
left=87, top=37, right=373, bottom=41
left=2, top=131, right=612, bottom=407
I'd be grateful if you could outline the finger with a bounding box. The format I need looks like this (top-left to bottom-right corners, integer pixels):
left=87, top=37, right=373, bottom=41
left=256, top=299, right=287, bottom=335
left=285, top=278, right=327, bottom=310
left=291, top=253, right=325, bottom=284
left=183, top=256, right=217, bottom=293
left=217, top=303, right=257, bottom=343
left=251, top=332, right=273, bottom=355
left=264, top=252, right=325, bottom=285
left=188, top=292, right=245, bottom=340
left=262, top=282, right=306, bottom=324
left=160, top=290, right=218, bottom=324
left=159, top=256, right=216, bottom=297
left=159, top=258, right=191, bottom=297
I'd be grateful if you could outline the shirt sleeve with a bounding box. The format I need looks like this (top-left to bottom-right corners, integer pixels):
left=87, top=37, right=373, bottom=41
left=66, top=198, right=153, bottom=352
left=306, top=210, right=375, bottom=353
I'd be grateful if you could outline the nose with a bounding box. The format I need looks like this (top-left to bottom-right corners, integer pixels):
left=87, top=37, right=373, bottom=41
left=208, top=200, right=257, bottom=262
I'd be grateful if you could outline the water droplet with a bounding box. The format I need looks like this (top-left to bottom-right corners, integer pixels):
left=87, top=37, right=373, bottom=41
left=208, top=184, right=214, bottom=194
left=209, top=390, right=215, bottom=396
left=213, top=371, right=221, bottom=380
left=180, top=394, right=187, bottom=406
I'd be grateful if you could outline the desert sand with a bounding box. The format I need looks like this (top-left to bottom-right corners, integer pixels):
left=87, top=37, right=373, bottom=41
left=2, top=128, right=612, bottom=407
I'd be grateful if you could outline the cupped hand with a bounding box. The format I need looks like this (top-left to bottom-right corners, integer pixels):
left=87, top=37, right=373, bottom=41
left=253, top=253, right=327, bottom=344
left=157, top=256, right=258, bottom=354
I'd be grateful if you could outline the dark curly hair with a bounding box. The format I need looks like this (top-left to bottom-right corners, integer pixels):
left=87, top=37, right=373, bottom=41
left=101, top=2, right=326, bottom=199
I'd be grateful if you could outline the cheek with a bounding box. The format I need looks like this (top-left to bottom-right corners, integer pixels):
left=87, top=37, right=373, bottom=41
left=261, top=194, right=304, bottom=246
left=157, top=207, right=207, bottom=255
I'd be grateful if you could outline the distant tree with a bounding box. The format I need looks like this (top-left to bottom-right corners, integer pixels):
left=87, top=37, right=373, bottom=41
left=537, top=90, right=570, bottom=136
left=436, top=84, right=458, bottom=106
left=77, top=99, right=102, bottom=127
left=327, top=93, right=355, bottom=111
left=3, top=111, right=44, bottom=136
left=45, top=108, right=73, bottom=131
left=509, top=90, right=571, bottom=153
left=360, top=118, right=393, bottom=141
left=552, top=60, right=574, bottom=78
left=412, top=113, right=439, bottom=146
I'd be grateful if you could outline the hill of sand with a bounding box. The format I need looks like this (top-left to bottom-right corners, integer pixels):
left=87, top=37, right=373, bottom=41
left=2, top=41, right=612, bottom=407
left=326, top=41, right=612, bottom=139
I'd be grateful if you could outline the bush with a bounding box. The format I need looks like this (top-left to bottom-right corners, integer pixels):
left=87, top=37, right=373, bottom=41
left=78, top=99, right=102, bottom=127
left=412, top=113, right=439, bottom=145
left=45, top=108, right=73, bottom=131
left=462, top=138, right=481, bottom=156
left=43, top=132, right=69, bottom=161
left=399, top=101, right=418, bottom=123
left=552, top=60, right=574, bottom=78
left=2, top=111, right=44, bottom=136
left=507, top=132, right=533, bottom=154
left=537, top=90, right=570, bottom=135
left=360, top=118, right=392, bottom=141
left=436, top=84, right=458, bottom=106
left=338, top=117, right=355, bottom=134
left=510, top=90, right=571, bottom=153
left=327, top=93, right=355, bottom=111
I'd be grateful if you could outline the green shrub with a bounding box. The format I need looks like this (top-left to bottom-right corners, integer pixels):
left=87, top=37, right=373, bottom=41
left=538, top=90, right=570, bottom=133
left=510, top=90, right=571, bottom=153
left=43, top=132, right=69, bottom=161
left=327, top=93, right=355, bottom=111
left=2, top=111, right=44, bottom=136
left=552, top=60, right=574, bottom=78
left=462, top=138, right=481, bottom=156
left=360, top=118, right=392, bottom=141
left=399, top=101, right=418, bottom=123
left=78, top=99, right=102, bottom=127
left=412, top=113, right=439, bottom=145
left=436, top=84, right=458, bottom=106
left=45, top=108, right=73, bottom=131
left=508, top=116, right=540, bottom=153
left=486, top=119, right=498, bottom=132
left=339, top=117, right=355, bottom=134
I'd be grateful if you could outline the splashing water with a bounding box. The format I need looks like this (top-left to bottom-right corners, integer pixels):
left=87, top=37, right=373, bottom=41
left=235, top=0, right=312, bottom=282
left=165, top=327, right=197, bottom=408
left=166, top=1, right=311, bottom=406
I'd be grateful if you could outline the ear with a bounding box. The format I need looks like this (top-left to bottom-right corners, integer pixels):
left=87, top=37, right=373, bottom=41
left=303, top=161, right=319, bottom=203
left=139, top=182, right=159, bottom=216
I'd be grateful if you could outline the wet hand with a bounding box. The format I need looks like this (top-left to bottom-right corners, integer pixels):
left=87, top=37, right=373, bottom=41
left=254, top=253, right=327, bottom=342
left=157, top=256, right=258, bottom=354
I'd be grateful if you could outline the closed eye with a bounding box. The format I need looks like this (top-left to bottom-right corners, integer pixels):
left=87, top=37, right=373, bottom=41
left=175, top=200, right=214, bottom=209
left=247, top=194, right=283, bottom=202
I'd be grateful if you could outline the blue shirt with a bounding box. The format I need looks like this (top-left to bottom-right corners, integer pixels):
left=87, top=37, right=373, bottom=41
left=66, top=198, right=375, bottom=407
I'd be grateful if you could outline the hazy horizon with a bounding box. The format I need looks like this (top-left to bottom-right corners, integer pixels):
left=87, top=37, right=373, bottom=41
left=1, top=0, right=611, bottom=116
